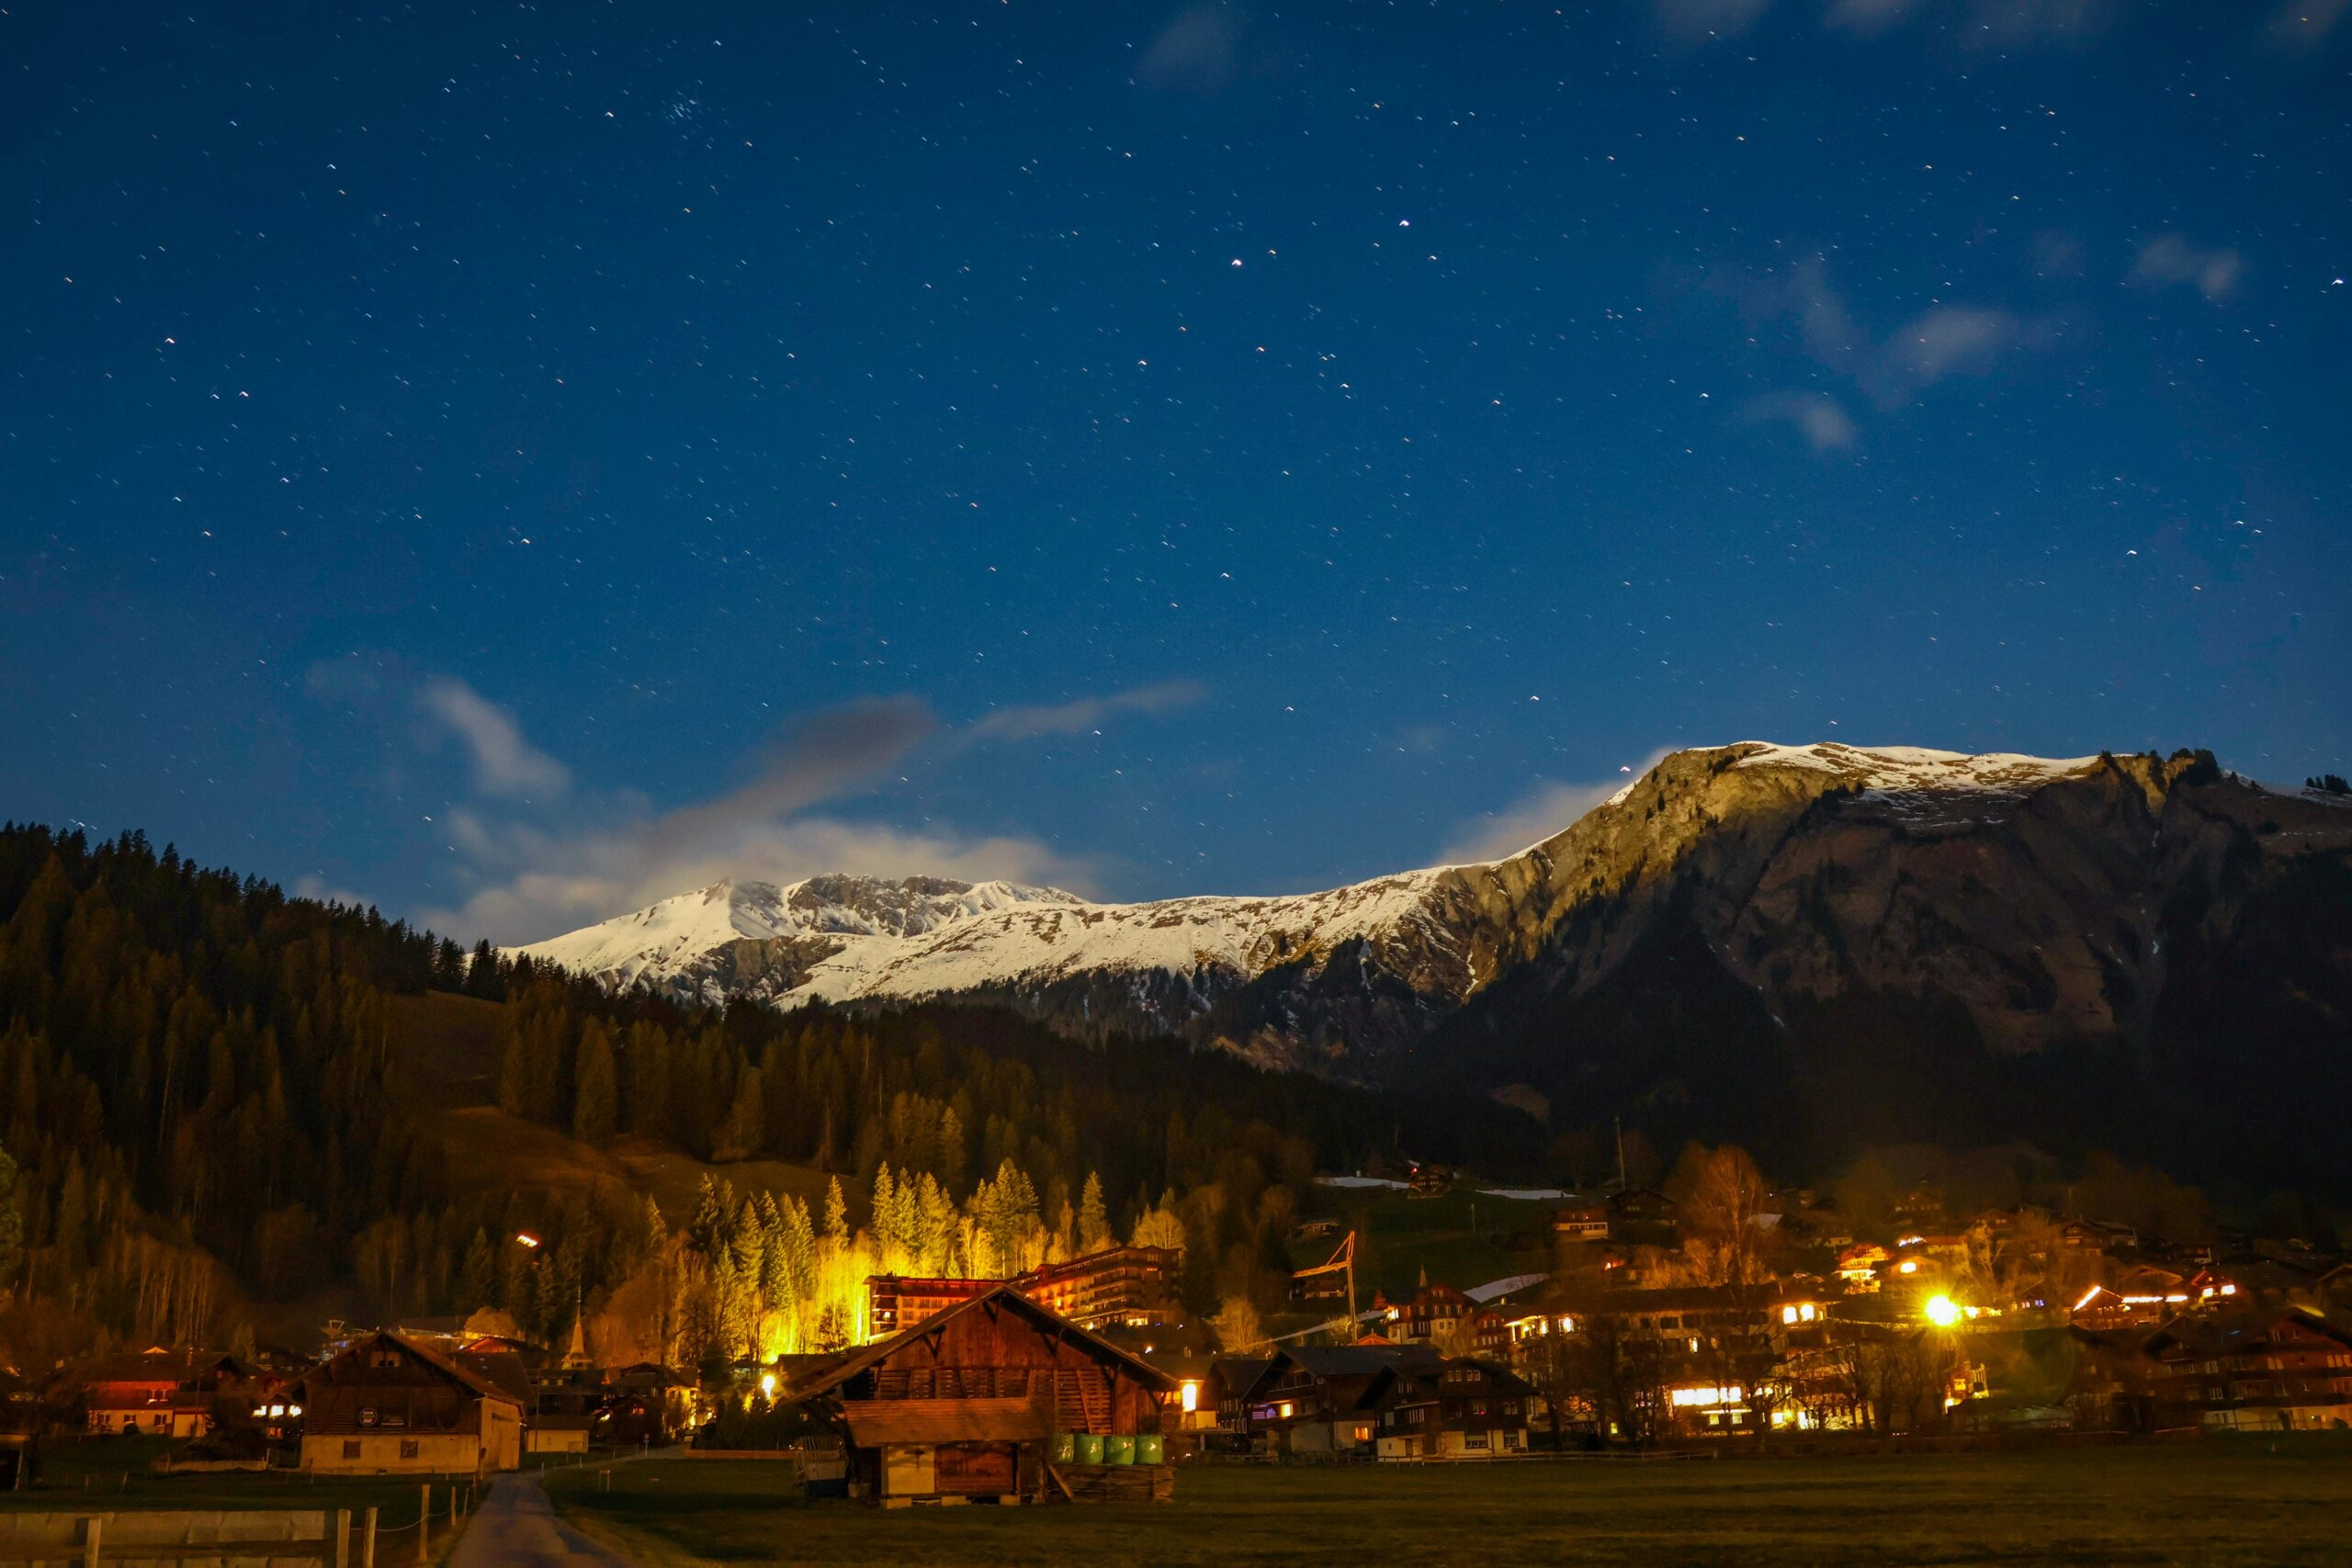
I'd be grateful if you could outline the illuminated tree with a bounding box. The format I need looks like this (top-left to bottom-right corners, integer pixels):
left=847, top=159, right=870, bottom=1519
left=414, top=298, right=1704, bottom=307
left=1132, top=1201, right=1186, bottom=1257
left=1674, top=1144, right=1774, bottom=1290
left=1078, top=1171, right=1112, bottom=1253
left=1210, top=1293, right=1263, bottom=1352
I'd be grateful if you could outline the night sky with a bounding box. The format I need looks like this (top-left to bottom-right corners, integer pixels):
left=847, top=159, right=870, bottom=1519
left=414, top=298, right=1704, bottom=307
left=4, top=1, right=2347, bottom=943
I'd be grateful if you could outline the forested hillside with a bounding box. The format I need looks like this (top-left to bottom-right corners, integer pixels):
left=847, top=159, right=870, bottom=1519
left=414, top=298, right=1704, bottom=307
left=0, top=823, right=1528, bottom=1373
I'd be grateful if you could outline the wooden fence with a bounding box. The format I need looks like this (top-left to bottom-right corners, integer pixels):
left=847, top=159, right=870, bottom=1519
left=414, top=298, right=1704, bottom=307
left=0, top=1485, right=468, bottom=1566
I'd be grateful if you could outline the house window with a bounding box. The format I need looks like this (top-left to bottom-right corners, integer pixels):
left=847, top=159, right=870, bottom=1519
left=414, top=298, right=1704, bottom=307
left=400, top=1439, right=420, bottom=1461
left=342, top=1440, right=362, bottom=1461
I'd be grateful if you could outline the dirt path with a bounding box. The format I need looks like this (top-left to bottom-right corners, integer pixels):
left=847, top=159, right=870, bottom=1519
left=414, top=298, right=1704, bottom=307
left=447, top=1472, right=635, bottom=1568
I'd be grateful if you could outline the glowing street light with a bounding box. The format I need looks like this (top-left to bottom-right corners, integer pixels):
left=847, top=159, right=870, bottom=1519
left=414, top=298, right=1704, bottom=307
left=1923, top=1294, right=1963, bottom=1328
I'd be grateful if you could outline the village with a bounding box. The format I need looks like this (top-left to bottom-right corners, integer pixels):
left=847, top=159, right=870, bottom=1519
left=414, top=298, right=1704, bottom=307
left=9, top=1148, right=2349, bottom=1548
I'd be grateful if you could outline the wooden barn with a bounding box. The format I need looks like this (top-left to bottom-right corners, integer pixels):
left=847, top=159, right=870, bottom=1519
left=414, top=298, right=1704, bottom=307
left=787, top=1284, right=1177, bottom=1505
left=294, top=1332, right=523, bottom=1477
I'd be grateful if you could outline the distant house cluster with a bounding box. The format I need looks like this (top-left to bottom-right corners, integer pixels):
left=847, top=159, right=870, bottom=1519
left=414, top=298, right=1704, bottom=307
left=47, top=1311, right=697, bottom=1481
left=1281, top=1174, right=2352, bottom=1445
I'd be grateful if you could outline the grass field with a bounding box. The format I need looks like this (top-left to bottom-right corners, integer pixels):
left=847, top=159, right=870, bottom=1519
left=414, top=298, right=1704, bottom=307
left=544, top=1442, right=2352, bottom=1566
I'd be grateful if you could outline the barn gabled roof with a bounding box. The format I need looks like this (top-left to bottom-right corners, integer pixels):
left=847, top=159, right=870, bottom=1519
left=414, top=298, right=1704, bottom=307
left=305, top=1330, right=519, bottom=1405
left=788, top=1284, right=1177, bottom=1401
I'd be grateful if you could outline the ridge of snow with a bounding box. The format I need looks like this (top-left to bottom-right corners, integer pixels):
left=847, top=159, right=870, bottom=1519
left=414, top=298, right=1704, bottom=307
left=516, top=741, right=2122, bottom=1008
left=1728, top=740, right=2104, bottom=791
left=514, top=874, right=1083, bottom=989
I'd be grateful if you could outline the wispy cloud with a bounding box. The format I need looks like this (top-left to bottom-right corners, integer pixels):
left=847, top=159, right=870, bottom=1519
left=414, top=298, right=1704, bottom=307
left=1742, top=390, right=1859, bottom=452
left=1136, top=5, right=1247, bottom=91
left=416, top=677, right=571, bottom=798
left=1894, top=305, right=2021, bottom=384
left=1436, top=752, right=1672, bottom=865
left=1742, top=258, right=2028, bottom=408
left=2128, top=234, right=2244, bottom=302
left=418, top=695, right=1103, bottom=943
left=961, top=679, right=1208, bottom=745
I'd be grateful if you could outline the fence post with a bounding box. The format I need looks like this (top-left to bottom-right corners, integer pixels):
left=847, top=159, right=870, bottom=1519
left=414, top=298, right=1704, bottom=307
left=418, top=1483, right=432, bottom=1565
left=333, top=1506, right=351, bottom=1568
left=80, top=1517, right=100, bottom=1568
left=362, top=1505, right=378, bottom=1568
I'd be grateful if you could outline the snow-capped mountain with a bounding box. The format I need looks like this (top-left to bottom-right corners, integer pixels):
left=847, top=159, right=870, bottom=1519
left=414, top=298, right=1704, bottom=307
left=514, top=741, right=2352, bottom=1086
left=517, top=874, right=1083, bottom=998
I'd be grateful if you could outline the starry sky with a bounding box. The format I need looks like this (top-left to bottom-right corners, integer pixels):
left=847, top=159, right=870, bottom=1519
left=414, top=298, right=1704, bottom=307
left=4, top=0, right=2348, bottom=943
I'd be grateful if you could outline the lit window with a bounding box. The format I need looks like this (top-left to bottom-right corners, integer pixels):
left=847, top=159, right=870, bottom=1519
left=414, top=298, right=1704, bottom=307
left=1181, top=1382, right=1199, bottom=1414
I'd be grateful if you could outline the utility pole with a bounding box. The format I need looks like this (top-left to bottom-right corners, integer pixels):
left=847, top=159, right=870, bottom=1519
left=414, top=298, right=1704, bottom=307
left=1614, top=1113, right=1628, bottom=1191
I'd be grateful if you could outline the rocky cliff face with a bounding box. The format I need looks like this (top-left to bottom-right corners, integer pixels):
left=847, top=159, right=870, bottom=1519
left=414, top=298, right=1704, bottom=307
left=1417, top=745, right=2352, bottom=1187
left=518, top=741, right=2352, bottom=1182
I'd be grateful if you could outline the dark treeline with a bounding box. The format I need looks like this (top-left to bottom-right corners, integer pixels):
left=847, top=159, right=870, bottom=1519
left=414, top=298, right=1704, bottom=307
left=0, top=822, right=1535, bottom=1365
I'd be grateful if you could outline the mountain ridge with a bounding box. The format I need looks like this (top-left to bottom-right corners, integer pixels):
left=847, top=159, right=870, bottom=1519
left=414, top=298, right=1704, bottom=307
left=516, top=740, right=2348, bottom=1067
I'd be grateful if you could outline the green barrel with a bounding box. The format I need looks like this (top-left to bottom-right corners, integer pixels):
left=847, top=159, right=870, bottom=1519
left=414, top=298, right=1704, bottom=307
left=1134, top=1433, right=1164, bottom=1465
left=1103, top=1434, right=1136, bottom=1466
left=1073, top=1432, right=1103, bottom=1466
left=1048, top=1431, right=1076, bottom=1465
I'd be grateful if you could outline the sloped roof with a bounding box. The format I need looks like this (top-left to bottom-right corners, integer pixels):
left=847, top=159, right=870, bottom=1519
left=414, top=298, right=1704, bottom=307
left=788, top=1284, right=1178, bottom=1402
left=2146, top=1303, right=2352, bottom=1358
left=1361, top=1354, right=1536, bottom=1410
left=304, top=1331, right=518, bottom=1405
left=455, top=1348, right=534, bottom=1403
left=1267, top=1344, right=1447, bottom=1381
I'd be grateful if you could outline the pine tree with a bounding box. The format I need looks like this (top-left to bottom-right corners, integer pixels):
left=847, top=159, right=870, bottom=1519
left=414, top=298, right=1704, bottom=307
left=637, top=1194, right=669, bottom=1267
left=465, top=939, right=504, bottom=999
left=0, top=1137, right=21, bottom=1289
left=935, top=1104, right=966, bottom=1193
left=717, top=1066, right=764, bottom=1161
left=1078, top=1170, right=1111, bottom=1254
left=871, top=1164, right=900, bottom=1269
left=572, top=1022, right=618, bottom=1145
left=458, top=1227, right=496, bottom=1310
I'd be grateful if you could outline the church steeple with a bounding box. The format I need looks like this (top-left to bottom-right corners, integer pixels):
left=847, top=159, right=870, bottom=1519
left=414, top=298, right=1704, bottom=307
left=564, top=1290, right=591, bottom=1369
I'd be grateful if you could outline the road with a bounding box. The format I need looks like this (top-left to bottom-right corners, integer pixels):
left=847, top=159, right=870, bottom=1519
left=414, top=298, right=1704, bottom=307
left=446, top=1472, right=634, bottom=1568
